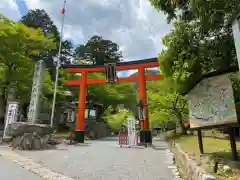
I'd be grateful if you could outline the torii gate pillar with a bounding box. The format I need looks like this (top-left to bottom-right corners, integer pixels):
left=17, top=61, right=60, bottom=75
left=138, top=67, right=148, bottom=129
left=138, top=67, right=151, bottom=143
left=75, top=71, right=87, bottom=142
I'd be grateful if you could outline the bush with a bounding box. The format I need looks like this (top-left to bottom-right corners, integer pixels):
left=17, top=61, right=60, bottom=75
left=104, top=108, right=134, bottom=131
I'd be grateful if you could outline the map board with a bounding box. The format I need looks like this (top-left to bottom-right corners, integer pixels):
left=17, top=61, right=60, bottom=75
left=187, top=74, right=237, bottom=128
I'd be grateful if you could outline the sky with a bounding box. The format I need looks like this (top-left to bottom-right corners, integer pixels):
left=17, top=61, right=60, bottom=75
left=1, top=0, right=172, bottom=76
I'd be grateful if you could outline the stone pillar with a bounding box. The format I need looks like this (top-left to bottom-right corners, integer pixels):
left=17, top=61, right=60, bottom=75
left=28, top=60, right=45, bottom=124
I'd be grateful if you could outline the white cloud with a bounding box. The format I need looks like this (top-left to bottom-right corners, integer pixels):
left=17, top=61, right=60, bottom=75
left=0, top=0, right=168, bottom=78
left=0, top=0, right=21, bottom=21
left=0, top=0, right=171, bottom=62
left=24, top=0, right=172, bottom=61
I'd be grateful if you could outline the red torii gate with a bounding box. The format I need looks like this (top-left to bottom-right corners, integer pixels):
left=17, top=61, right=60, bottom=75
left=65, top=58, right=162, bottom=143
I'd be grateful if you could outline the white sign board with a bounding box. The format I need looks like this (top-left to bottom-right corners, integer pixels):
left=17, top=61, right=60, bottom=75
left=3, top=101, right=19, bottom=137
left=232, top=17, right=240, bottom=70
left=89, top=110, right=96, bottom=117
left=187, top=74, right=237, bottom=128
left=127, top=117, right=137, bottom=146
left=85, top=109, right=96, bottom=119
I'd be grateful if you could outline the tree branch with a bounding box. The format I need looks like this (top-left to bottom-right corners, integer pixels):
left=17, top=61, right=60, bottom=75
left=179, top=101, right=188, bottom=113
left=173, top=94, right=180, bottom=107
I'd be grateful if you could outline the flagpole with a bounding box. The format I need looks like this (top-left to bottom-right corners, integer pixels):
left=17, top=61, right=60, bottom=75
left=50, top=0, right=67, bottom=126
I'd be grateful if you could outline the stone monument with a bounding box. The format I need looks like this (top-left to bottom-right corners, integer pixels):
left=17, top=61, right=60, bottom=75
left=28, top=60, right=45, bottom=123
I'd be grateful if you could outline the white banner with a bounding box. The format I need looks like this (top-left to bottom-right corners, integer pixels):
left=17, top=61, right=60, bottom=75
left=127, top=117, right=137, bottom=146
left=3, top=101, right=19, bottom=137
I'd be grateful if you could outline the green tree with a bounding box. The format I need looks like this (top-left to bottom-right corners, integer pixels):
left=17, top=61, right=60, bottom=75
left=148, top=0, right=240, bottom=30
left=104, top=108, right=134, bottom=131
left=158, top=20, right=237, bottom=93
left=148, top=79, right=188, bottom=132
left=149, top=0, right=238, bottom=93
left=74, top=35, right=122, bottom=65
left=20, top=9, right=73, bottom=77
left=0, top=14, right=55, bottom=110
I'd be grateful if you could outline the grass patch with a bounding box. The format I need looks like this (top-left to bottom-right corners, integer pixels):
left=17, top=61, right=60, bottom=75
left=172, top=135, right=240, bottom=180
left=175, top=135, right=240, bottom=155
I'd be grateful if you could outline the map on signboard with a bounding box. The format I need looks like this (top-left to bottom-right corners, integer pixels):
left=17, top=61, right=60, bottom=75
left=187, top=74, right=237, bottom=128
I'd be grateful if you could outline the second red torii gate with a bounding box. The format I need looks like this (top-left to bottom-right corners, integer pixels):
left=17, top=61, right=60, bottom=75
left=65, top=58, right=162, bottom=143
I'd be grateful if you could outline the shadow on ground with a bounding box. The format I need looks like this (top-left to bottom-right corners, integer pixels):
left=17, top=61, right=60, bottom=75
left=95, top=136, right=118, bottom=141
left=74, top=143, right=91, bottom=147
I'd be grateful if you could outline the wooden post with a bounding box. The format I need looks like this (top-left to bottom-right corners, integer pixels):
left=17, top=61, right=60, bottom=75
left=197, top=130, right=204, bottom=154
left=228, top=127, right=238, bottom=161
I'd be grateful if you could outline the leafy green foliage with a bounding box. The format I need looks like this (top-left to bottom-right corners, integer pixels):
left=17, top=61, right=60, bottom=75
left=148, top=0, right=240, bottom=30
left=158, top=20, right=237, bottom=93
left=104, top=108, right=134, bottom=131
left=74, top=35, right=122, bottom=65
left=149, top=0, right=238, bottom=93
left=147, top=78, right=188, bottom=131
left=20, top=9, right=73, bottom=80
left=0, top=14, right=55, bottom=103
left=20, top=9, right=59, bottom=40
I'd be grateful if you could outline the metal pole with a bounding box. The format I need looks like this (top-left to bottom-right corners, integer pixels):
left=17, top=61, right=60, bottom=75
left=50, top=0, right=67, bottom=126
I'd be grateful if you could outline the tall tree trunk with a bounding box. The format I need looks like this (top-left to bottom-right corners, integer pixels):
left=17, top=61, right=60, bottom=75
left=1, top=84, right=9, bottom=127
left=0, top=95, right=5, bottom=129
left=176, top=112, right=185, bottom=134
left=174, top=108, right=187, bottom=135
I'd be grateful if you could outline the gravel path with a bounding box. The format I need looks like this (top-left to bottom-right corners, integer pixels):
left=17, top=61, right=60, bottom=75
left=0, top=137, right=179, bottom=180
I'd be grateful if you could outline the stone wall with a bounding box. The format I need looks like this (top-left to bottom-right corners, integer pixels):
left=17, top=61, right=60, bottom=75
left=171, top=143, right=216, bottom=180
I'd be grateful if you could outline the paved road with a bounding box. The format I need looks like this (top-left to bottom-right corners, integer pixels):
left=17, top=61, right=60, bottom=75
left=0, top=137, right=178, bottom=180
left=0, top=155, right=41, bottom=180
